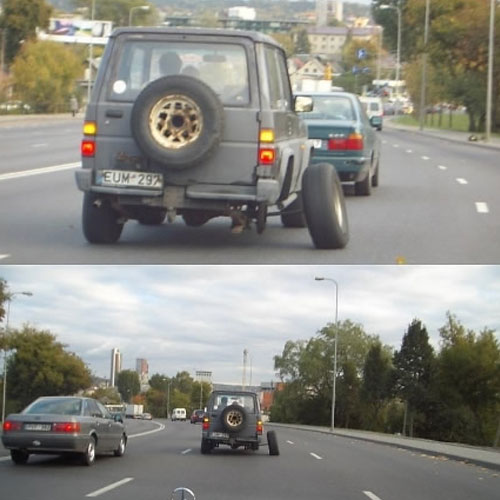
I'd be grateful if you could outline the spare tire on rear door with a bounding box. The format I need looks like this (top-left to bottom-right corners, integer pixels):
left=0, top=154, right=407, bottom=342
left=131, top=75, right=224, bottom=169
left=221, top=404, right=247, bottom=432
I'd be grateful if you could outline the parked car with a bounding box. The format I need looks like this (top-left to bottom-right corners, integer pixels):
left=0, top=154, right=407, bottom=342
left=171, top=408, right=187, bottom=421
left=296, top=91, right=381, bottom=196
left=359, top=96, right=383, bottom=131
left=1, top=396, right=127, bottom=466
left=74, top=26, right=348, bottom=250
left=0, top=100, right=31, bottom=113
left=190, top=409, right=205, bottom=424
left=201, top=390, right=279, bottom=455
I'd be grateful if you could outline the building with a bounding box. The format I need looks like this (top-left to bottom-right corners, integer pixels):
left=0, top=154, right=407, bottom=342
left=110, top=348, right=122, bottom=387
left=136, top=358, right=149, bottom=390
left=227, top=6, right=256, bottom=21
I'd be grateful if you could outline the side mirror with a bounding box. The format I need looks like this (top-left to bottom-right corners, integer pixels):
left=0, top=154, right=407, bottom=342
left=294, top=95, right=313, bottom=113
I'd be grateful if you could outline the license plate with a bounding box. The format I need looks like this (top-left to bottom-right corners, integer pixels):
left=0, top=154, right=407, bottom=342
left=96, top=170, right=163, bottom=189
left=24, top=424, right=51, bottom=431
left=211, top=432, right=229, bottom=439
left=312, top=139, right=324, bottom=149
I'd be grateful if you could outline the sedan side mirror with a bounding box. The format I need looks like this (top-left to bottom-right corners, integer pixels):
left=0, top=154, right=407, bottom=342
left=294, top=96, right=313, bottom=113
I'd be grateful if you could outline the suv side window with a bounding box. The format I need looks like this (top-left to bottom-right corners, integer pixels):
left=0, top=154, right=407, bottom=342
left=276, top=50, right=292, bottom=111
left=264, top=46, right=287, bottom=110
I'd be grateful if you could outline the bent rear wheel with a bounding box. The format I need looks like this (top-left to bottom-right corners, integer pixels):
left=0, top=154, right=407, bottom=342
left=11, top=449, right=29, bottom=465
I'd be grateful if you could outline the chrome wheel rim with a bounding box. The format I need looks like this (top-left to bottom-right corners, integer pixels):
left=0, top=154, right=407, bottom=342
left=226, top=410, right=243, bottom=427
left=87, top=441, right=95, bottom=462
left=149, top=94, right=203, bottom=149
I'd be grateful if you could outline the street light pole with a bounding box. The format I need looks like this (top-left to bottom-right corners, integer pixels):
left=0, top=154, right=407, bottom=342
left=1, top=291, right=33, bottom=423
left=315, top=277, right=339, bottom=432
left=485, top=0, right=496, bottom=142
left=418, top=0, right=431, bottom=131
left=129, top=6, right=151, bottom=26
left=87, top=0, right=96, bottom=107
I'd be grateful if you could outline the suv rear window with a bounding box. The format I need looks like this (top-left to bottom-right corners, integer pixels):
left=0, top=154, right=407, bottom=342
left=110, top=40, right=250, bottom=106
left=212, top=394, right=256, bottom=412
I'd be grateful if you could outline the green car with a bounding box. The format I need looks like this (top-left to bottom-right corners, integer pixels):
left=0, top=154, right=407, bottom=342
left=296, top=91, right=381, bottom=196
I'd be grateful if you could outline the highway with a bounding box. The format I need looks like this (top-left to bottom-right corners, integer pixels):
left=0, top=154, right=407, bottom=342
left=0, top=117, right=498, bottom=264
left=0, top=420, right=497, bottom=500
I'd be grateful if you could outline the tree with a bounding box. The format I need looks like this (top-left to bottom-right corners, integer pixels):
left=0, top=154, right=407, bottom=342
left=336, top=360, right=361, bottom=429
left=0, top=0, right=53, bottom=65
left=73, top=0, right=158, bottom=28
left=11, top=41, right=82, bottom=112
left=86, top=386, right=122, bottom=404
left=116, top=369, right=140, bottom=402
left=148, top=373, right=171, bottom=393
left=393, top=319, right=435, bottom=437
left=271, top=33, right=294, bottom=57
left=293, top=28, right=310, bottom=54
left=190, top=381, right=211, bottom=410
left=0, top=278, right=8, bottom=324
left=6, top=325, right=91, bottom=412
left=361, top=341, right=393, bottom=431
left=171, top=370, right=193, bottom=394
left=434, top=313, right=500, bottom=445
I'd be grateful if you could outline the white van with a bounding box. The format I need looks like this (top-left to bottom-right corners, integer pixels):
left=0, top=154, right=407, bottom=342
left=171, top=408, right=187, bottom=421
left=359, top=96, right=383, bottom=131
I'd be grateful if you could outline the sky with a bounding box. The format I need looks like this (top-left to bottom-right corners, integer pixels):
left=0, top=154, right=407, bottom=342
left=1, top=265, right=498, bottom=386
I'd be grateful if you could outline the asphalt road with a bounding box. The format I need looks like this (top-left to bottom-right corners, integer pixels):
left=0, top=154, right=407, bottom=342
left=0, top=118, right=498, bottom=264
left=0, top=420, right=497, bottom=500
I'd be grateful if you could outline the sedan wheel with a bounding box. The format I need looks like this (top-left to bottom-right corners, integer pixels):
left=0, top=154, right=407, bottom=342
left=82, top=437, right=96, bottom=466
left=11, top=449, right=29, bottom=465
left=114, top=435, right=126, bottom=457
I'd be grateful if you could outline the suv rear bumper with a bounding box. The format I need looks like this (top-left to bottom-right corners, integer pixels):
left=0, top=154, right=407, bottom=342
left=75, top=170, right=280, bottom=204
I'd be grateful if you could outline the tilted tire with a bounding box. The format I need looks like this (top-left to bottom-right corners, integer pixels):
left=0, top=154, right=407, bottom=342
left=221, top=404, right=247, bottom=432
left=280, top=193, right=307, bottom=228
left=302, top=162, right=349, bottom=249
left=10, top=449, right=29, bottom=465
left=201, top=438, right=212, bottom=455
left=82, top=436, right=96, bottom=466
left=131, top=75, right=224, bottom=170
left=82, top=193, right=124, bottom=244
left=267, top=430, right=280, bottom=456
left=371, top=158, right=380, bottom=187
left=113, top=434, right=127, bottom=457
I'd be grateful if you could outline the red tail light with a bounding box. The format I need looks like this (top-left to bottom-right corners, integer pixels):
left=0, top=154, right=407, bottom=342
left=52, top=422, right=81, bottom=433
left=202, top=417, right=210, bottom=431
left=328, top=133, right=363, bottom=151
left=2, top=421, right=22, bottom=432
left=81, top=140, right=96, bottom=157
left=258, top=147, right=275, bottom=165
left=256, top=420, right=263, bottom=435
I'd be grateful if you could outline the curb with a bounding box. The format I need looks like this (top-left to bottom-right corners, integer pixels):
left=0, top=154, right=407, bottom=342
left=266, top=422, right=500, bottom=471
left=384, top=120, right=500, bottom=151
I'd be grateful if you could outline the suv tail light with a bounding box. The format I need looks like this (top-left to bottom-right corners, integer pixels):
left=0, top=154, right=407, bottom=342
left=328, top=133, right=363, bottom=151
left=256, top=420, right=263, bottom=435
left=258, top=128, right=275, bottom=166
left=202, top=417, right=210, bottom=431
left=2, top=421, right=22, bottom=432
left=82, top=121, right=97, bottom=157
left=52, top=422, right=81, bottom=433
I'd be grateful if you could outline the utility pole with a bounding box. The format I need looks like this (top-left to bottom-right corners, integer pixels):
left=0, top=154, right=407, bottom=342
left=418, top=0, right=431, bottom=131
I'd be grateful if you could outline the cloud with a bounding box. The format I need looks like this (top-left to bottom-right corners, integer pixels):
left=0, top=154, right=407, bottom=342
left=1, top=265, right=498, bottom=384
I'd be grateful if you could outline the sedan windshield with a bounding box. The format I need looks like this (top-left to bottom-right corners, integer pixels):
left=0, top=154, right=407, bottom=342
left=23, top=398, right=82, bottom=416
left=300, top=96, right=355, bottom=121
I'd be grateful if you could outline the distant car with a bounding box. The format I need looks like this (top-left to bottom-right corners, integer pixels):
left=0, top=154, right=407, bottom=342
left=1, top=396, right=127, bottom=466
left=171, top=408, right=187, bottom=421
left=359, top=96, right=383, bottom=131
left=141, top=412, right=153, bottom=420
left=190, top=409, right=205, bottom=424
left=0, top=100, right=31, bottom=113
left=201, top=390, right=279, bottom=455
left=296, top=91, right=381, bottom=196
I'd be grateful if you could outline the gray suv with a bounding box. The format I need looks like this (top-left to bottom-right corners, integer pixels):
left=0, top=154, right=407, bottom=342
left=75, top=27, right=348, bottom=249
left=201, top=390, right=279, bottom=455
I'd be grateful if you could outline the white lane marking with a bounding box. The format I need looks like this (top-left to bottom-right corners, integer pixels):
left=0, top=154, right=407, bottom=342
left=0, top=255, right=10, bottom=261
left=476, top=202, right=489, bottom=214
left=286, top=440, right=294, bottom=445
left=405, top=149, right=412, bottom=153
left=86, top=478, right=134, bottom=498
left=32, top=143, right=48, bottom=148
left=181, top=448, right=192, bottom=455
left=128, top=421, right=165, bottom=439
left=310, top=452, right=323, bottom=460
left=421, top=155, right=430, bottom=160
left=438, top=165, right=447, bottom=170
left=0, top=162, right=80, bottom=182
left=392, top=144, right=399, bottom=148
left=363, top=491, right=383, bottom=500
left=456, top=178, right=468, bottom=185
